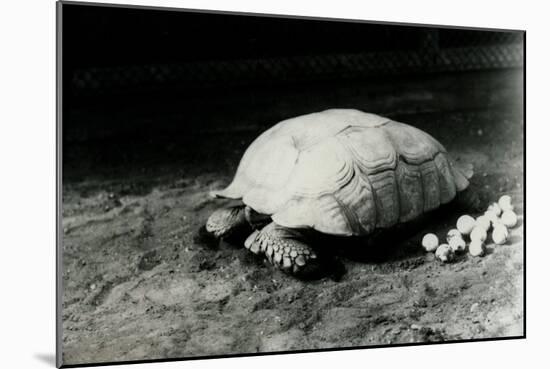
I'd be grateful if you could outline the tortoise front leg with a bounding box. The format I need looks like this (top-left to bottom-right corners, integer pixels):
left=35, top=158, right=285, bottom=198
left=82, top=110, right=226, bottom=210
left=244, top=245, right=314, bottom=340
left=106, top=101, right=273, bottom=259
left=244, top=222, right=321, bottom=277
left=206, top=205, right=249, bottom=238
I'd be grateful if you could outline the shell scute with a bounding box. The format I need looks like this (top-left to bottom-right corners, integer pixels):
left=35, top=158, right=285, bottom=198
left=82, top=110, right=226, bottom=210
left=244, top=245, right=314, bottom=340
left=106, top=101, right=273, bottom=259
left=395, top=161, right=424, bottom=222
left=385, top=121, right=442, bottom=164
left=434, top=153, right=457, bottom=204
left=419, top=161, right=441, bottom=212
left=335, top=172, right=376, bottom=234
left=284, top=137, right=353, bottom=197
left=368, top=170, right=400, bottom=228
left=272, top=194, right=354, bottom=235
left=337, top=126, right=397, bottom=174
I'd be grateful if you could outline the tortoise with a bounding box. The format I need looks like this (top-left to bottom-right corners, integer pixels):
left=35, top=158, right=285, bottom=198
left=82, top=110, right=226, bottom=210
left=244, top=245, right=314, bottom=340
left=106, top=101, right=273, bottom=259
left=205, top=109, right=473, bottom=277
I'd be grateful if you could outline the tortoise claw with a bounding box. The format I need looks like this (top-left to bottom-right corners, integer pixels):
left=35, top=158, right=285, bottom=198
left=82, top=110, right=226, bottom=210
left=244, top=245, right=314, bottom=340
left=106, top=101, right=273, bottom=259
left=246, top=222, right=322, bottom=278
left=244, top=230, right=261, bottom=254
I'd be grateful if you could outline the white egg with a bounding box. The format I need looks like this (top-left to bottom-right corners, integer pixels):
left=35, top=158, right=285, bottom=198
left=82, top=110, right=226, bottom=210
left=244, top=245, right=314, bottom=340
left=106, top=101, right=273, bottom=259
left=487, top=202, right=502, bottom=216
left=492, top=224, right=509, bottom=245
left=421, top=233, right=439, bottom=252
left=457, top=215, right=476, bottom=235
left=498, top=195, right=514, bottom=212
left=500, top=210, right=518, bottom=228
left=484, top=210, right=500, bottom=226
left=449, top=236, right=466, bottom=253
left=469, top=239, right=485, bottom=257
left=446, top=229, right=462, bottom=243
left=475, top=215, right=491, bottom=232
left=470, top=226, right=487, bottom=242
left=435, top=244, right=454, bottom=262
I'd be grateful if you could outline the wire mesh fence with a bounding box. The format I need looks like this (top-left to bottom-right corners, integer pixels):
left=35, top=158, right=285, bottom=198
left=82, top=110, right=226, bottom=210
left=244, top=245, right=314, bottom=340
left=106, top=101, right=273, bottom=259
left=68, top=28, right=524, bottom=97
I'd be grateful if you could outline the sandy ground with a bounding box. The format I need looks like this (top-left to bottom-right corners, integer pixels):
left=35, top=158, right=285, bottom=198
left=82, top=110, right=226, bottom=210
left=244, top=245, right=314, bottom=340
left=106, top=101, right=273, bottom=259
left=61, top=70, right=524, bottom=365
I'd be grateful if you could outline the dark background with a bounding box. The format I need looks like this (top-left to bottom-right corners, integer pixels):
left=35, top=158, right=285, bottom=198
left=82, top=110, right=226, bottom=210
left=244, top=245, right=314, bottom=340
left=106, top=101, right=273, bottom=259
left=62, top=3, right=523, bottom=100
left=60, top=2, right=524, bottom=182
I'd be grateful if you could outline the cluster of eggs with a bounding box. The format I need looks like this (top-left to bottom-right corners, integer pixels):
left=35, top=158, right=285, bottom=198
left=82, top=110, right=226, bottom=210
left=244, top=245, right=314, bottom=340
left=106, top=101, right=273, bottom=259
left=422, top=195, right=518, bottom=262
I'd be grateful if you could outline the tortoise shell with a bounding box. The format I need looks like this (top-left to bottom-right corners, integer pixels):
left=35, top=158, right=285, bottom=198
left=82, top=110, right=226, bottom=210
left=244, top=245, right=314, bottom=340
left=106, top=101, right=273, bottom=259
left=211, top=109, right=471, bottom=236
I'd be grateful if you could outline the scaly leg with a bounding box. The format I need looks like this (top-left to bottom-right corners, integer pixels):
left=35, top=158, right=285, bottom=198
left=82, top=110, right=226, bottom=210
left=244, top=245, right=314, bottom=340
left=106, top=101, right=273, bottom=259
left=244, top=222, right=321, bottom=276
left=206, top=205, right=249, bottom=238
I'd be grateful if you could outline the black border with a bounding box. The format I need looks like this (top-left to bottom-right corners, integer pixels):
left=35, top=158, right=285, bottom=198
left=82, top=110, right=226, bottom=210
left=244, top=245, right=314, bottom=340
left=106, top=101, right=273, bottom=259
left=56, top=1, right=527, bottom=368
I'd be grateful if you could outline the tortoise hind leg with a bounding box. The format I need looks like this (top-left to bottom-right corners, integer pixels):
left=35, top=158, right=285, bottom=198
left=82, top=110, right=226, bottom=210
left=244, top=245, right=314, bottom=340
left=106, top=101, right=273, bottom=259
left=245, top=222, right=321, bottom=277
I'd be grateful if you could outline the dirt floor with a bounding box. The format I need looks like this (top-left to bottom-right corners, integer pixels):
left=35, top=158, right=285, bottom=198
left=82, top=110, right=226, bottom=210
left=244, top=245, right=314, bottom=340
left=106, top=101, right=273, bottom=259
left=61, top=69, right=524, bottom=365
